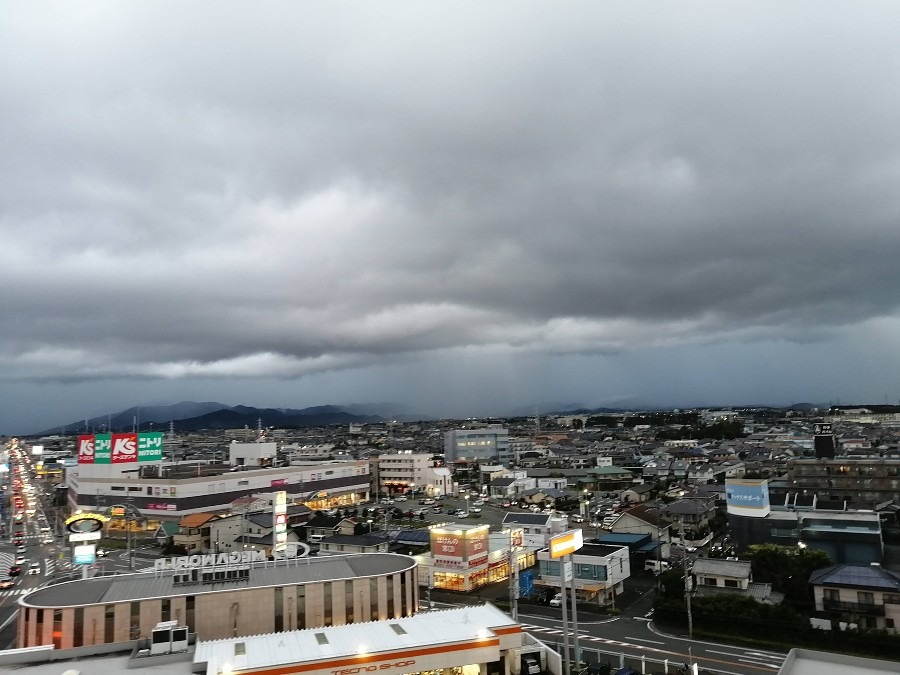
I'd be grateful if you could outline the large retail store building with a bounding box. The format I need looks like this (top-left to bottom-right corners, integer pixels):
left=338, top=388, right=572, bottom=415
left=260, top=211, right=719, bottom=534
left=18, top=553, right=417, bottom=649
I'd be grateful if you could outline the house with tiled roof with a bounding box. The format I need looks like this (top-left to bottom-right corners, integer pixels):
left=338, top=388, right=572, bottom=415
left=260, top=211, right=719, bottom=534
left=691, top=558, right=782, bottom=604
left=810, top=564, right=900, bottom=632
left=173, top=513, right=220, bottom=553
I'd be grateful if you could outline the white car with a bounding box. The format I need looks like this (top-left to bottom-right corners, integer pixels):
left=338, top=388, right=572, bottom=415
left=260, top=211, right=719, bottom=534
left=549, top=593, right=562, bottom=607
left=469, top=507, right=482, bottom=514
left=27, top=561, right=41, bottom=575
left=96, top=549, right=108, bottom=558
left=472, top=499, right=485, bottom=507
left=395, top=496, right=408, bottom=502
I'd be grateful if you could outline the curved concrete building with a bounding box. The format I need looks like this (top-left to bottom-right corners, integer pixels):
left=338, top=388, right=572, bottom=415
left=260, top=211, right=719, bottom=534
left=18, top=553, right=418, bottom=649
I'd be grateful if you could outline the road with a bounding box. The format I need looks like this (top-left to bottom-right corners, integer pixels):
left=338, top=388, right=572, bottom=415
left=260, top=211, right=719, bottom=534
left=513, top=610, right=785, bottom=675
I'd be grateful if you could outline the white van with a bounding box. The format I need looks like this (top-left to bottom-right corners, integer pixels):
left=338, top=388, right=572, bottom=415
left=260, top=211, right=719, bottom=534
left=644, top=560, right=670, bottom=574
left=308, top=534, right=326, bottom=544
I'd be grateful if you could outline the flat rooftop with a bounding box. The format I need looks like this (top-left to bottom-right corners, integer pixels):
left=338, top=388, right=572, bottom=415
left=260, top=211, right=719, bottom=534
left=20, top=553, right=415, bottom=608
left=778, top=648, right=900, bottom=675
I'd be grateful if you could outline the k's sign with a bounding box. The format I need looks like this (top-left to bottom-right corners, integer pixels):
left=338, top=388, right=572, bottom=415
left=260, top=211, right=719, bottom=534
left=77, top=432, right=164, bottom=464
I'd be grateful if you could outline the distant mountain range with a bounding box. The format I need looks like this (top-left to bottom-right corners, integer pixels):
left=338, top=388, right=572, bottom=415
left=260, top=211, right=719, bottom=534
left=42, top=401, right=426, bottom=435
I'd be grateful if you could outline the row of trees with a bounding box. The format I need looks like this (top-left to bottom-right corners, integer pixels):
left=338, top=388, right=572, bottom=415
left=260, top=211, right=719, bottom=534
left=654, top=544, right=900, bottom=657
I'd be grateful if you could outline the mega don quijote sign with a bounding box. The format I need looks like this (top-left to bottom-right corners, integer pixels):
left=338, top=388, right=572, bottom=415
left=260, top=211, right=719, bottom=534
left=78, top=432, right=163, bottom=464
left=155, top=550, right=267, bottom=571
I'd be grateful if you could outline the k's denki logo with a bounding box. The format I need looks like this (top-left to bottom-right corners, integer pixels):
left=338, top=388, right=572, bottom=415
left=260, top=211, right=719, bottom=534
left=78, top=437, right=94, bottom=456
left=111, top=433, right=138, bottom=462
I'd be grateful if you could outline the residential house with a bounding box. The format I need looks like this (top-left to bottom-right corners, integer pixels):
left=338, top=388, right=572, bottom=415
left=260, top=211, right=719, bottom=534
left=501, top=512, right=565, bottom=549
left=661, top=498, right=717, bottom=541
left=303, top=514, right=358, bottom=541
left=691, top=558, right=782, bottom=604
left=488, top=475, right=537, bottom=499
left=621, top=483, right=655, bottom=504
left=810, top=564, right=900, bottom=632
left=154, top=521, right=179, bottom=548
left=576, top=465, right=637, bottom=493
left=607, top=504, right=671, bottom=559
left=319, top=533, right=390, bottom=556
left=173, top=513, right=219, bottom=553
left=207, top=511, right=302, bottom=555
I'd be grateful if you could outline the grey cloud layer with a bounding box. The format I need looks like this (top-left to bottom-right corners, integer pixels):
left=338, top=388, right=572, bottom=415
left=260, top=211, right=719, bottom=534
left=3, top=2, right=900, bottom=382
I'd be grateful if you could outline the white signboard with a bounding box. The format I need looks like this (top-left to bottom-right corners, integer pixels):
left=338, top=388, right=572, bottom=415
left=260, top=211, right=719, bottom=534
left=68, top=531, right=102, bottom=543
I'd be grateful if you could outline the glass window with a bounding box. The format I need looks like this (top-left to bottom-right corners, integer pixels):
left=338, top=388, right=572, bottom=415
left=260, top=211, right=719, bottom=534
left=104, top=605, right=115, bottom=643
left=274, top=588, right=283, bottom=632
left=297, top=586, right=306, bottom=629
left=387, top=575, right=395, bottom=618
left=324, top=582, right=333, bottom=625
left=346, top=581, right=354, bottom=623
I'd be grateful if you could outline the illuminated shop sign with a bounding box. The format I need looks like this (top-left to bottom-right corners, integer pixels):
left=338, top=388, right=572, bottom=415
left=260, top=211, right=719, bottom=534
left=77, top=431, right=164, bottom=464
left=66, top=513, right=107, bottom=534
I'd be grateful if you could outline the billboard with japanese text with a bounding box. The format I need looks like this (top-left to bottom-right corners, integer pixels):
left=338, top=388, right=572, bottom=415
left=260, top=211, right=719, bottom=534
left=431, top=525, right=491, bottom=569
left=725, top=479, right=770, bottom=517
left=77, top=432, right=163, bottom=464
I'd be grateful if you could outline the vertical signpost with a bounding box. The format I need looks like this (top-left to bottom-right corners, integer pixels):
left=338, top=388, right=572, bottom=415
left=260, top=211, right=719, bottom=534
left=273, top=491, right=288, bottom=555
left=549, top=529, right=584, bottom=673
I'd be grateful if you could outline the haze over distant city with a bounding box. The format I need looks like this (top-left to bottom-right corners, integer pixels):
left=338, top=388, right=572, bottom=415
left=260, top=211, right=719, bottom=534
left=3, top=3, right=900, bottom=435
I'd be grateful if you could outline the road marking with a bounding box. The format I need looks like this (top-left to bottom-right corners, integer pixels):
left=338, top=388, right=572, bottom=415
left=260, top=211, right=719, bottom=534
left=624, top=636, right=664, bottom=644
left=739, top=659, right=784, bottom=668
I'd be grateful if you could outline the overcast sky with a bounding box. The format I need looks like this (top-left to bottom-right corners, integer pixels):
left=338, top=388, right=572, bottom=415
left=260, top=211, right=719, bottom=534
left=3, top=2, right=900, bottom=434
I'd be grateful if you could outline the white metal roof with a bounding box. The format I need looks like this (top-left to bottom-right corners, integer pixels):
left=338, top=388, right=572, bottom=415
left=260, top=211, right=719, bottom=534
left=194, top=604, right=516, bottom=675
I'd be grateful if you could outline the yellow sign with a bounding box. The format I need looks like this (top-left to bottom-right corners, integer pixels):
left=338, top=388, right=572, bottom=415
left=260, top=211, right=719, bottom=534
left=549, top=529, right=584, bottom=559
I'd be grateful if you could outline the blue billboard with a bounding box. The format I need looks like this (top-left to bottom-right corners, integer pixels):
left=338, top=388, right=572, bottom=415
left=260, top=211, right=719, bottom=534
left=725, top=479, right=770, bottom=517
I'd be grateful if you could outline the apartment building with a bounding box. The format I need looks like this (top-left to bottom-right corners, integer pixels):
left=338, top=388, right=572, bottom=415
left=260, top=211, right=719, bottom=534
left=370, top=451, right=455, bottom=497
left=786, top=457, right=900, bottom=506
left=444, top=426, right=511, bottom=464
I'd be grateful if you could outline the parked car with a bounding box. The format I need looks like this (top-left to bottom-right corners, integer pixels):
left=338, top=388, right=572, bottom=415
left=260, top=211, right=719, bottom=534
left=549, top=593, right=563, bottom=607
left=570, top=514, right=585, bottom=523
left=470, top=506, right=482, bottom=514
left=472, top=499, right=485, bottom=507
left=395, top=495, right=408, bottom=502
left=500, top=500, right=512, bottom=508
left=644, top=560, right=671, bottom=574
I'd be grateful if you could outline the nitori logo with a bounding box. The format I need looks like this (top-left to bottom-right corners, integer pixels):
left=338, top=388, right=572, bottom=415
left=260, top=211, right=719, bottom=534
left=113, top=437, right=137, bottom=456
left=79, top=439, right=94, bottom=456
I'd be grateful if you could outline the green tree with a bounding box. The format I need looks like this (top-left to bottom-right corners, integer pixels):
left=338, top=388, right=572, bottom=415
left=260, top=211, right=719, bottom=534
left=746, top=543, right=831, bottom=610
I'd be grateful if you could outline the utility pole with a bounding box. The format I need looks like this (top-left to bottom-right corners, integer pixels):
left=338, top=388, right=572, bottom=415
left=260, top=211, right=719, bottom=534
left=570, top=552, right=581, bottom=670
left=508, top=529, right=519, bottom=620
left=680, top=517, right=693, bottom=639
left=560, top=559, right=570, bottom=675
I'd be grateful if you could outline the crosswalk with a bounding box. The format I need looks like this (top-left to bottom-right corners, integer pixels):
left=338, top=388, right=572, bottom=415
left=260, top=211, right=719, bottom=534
left=520, top=622, right=643, bottom=649
left=0, top=587, right=32, bottom=599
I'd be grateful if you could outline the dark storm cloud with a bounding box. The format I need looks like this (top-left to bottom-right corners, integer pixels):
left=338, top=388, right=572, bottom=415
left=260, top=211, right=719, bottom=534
left=2, top=2, right=900, bottom=386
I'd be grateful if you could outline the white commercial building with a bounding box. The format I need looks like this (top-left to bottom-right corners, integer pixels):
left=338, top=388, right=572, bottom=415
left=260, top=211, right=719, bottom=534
left=373, top=451, right=456, bottom=497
